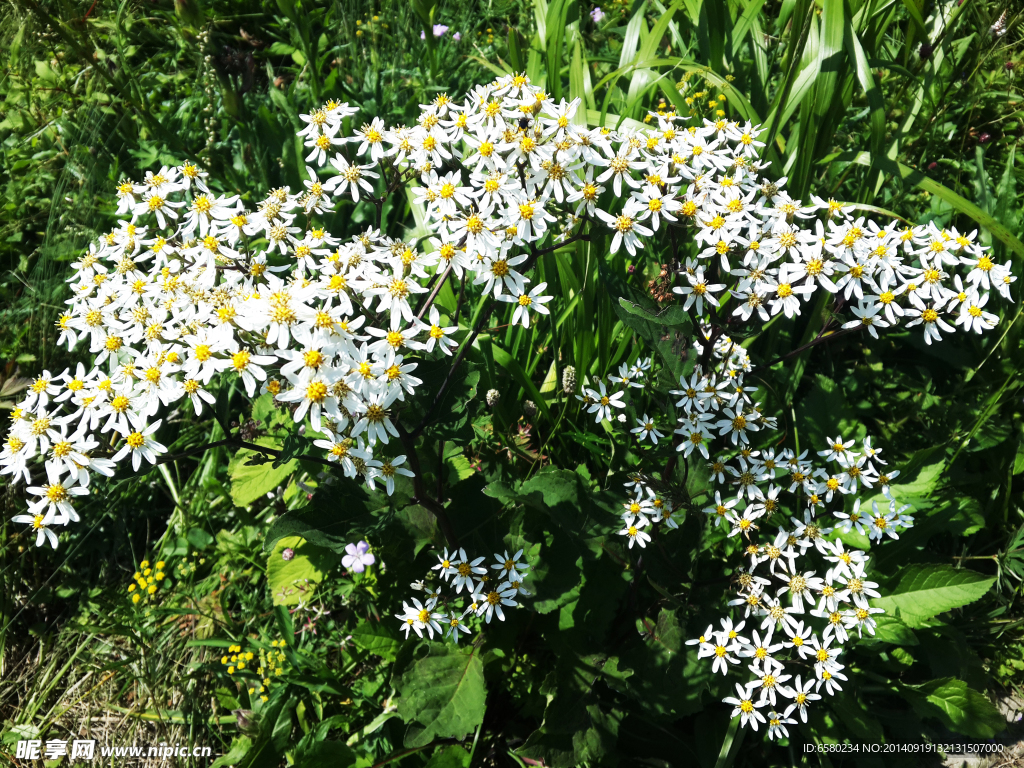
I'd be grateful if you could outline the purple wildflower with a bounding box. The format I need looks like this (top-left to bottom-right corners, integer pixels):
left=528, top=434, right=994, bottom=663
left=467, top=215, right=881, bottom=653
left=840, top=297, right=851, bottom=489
left=343, top=541, right=376, bottom=573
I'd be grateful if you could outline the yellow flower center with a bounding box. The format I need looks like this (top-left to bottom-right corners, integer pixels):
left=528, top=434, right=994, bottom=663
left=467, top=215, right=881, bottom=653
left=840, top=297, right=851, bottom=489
left=46, top=483, right=69, bottom=502
left=306, top=381, right=328, bottom=403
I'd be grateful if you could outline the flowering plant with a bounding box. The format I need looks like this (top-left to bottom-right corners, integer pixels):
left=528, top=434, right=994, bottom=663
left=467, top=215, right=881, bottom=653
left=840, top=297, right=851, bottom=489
left=5, top=68, right=1016, bottom=750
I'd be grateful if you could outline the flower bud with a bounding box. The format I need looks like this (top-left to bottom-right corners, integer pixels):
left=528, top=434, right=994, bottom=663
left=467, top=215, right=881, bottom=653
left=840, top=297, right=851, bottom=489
left=486, top=388, right=500, bottom=407
left=562, top=365, right=577, bottom=394
left=524, top=400, right=537, bottom=419
left=281, top=548, right=295, bottom=561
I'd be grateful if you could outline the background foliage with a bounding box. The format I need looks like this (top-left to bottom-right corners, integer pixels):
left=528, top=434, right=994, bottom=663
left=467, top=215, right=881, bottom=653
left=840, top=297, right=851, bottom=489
left=1, top=0, right=1023, bottom=765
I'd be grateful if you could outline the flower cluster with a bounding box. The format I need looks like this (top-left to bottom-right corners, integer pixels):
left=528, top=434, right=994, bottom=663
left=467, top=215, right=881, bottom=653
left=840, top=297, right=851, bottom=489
left=221, top=640, right=288, bottom=703
left=127, top=558, right=167, bottom=605
left=6, top=73, right=1011, bottom=565
left=395, top=548, right=531, bottom=643
left=175, top=550, right=207, bottom=578
left=581, top=332, right=912, bottom=739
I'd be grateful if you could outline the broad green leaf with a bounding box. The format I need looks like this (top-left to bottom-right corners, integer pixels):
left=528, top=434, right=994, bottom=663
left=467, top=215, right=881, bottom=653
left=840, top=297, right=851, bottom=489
left=267, top=536, right=338, bottom=606
left=900, top=678, right=1004, bottom=738
left=611, top=293, right=693, bottom=382
left=866, top=614, right=918, bottom=645
left=793, top=374, right=861, bottom=448
left=446, top=453, right=476, bottom=484
left=413, top=358, right=480, bottom=439
left=616, top=297, right=691, bottom=327
left=350, top=619, right=402, bottom=662
left=518, top=655, right=624, bottom=766
left=518, top=467, right=595, bottom=537
left=620, top=608, right=710, bottom=720
left=872, top=564, right=995, bottom=628
left=209, top=737, right=252, bottom=768
left=830, top=693, right=885, bottom=742
left=290, top=733, right=357, bottom=768
left=229, top=441, right=298, bottom=507
left=425, top=745, right=471, bottom=768
left=395, top=643, right=487, bottom=747
left=263, top=477, right=370, bottom=553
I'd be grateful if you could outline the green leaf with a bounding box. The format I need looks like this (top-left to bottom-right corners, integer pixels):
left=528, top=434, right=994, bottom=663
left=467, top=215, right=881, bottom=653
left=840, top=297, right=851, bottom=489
left=290, top=735, right=357, bottom=768
left=266, top=536, right=338, bottom=606
left=414, top=359, right=480, bottom=438
left=618, top=0, right=649, bottom=69
left=829, top=693, right=884, bottom=744
left=446, top=453, right=475, bottom=485
left=866, top=615, right=918, bottom=646
left=229, top=441, right=298, bottom=507
left=872, top=564, right=995, bottom=628
left=793, top=374, right=860, bottom=448
left=263, top=477, right=371, bottom=553
left=350, top=619, right=402, bottom=663
left=619, top=608, right=710, bottom=720
left=611, top=293, right=693, bottom=382
left=898, top=0, right=928, bottom=37
left=844, top=27, right=885, bottom=160
left=395, top=643, right=487, bottom=748
left=518, top=655, right=624, bottom=766
left=616, top=297, right=691, bottom=327
left=209, top=736, right=252, bottom=768
left=900, top=678, right=1004, bottom=738
left=424, top=745, right=471, bottom=768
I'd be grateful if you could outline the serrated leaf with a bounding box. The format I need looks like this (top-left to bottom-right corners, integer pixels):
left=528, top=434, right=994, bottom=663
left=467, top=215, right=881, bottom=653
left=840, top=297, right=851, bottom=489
left=900, top=678, right=1004, bottom=738
left=446, top=454, right=475, bottom=484
left=611, top=294, right=693, bottom=382
left=395, top=643, right=487, bottom=747
left=872, top=564, right=995, bottom=628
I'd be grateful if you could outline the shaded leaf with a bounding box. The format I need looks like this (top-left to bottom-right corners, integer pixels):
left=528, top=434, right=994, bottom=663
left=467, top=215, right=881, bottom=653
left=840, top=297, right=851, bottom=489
left=395, top=643, right=487, bottom=747
left=900, top=678, right=1004, bottom=738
